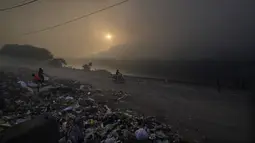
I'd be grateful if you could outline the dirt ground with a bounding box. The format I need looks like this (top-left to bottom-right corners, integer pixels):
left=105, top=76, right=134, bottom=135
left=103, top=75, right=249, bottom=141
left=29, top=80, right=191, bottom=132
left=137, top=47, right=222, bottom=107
left=1, top=65, right=254, bottom=143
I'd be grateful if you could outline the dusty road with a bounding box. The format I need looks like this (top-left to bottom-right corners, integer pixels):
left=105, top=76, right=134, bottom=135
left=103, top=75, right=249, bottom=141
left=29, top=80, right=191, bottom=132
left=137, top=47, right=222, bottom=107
left=1, top=65, right=254, bottom=143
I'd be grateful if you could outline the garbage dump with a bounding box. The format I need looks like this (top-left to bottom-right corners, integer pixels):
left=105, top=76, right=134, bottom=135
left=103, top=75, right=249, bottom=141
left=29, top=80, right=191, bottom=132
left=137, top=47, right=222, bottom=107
left=0, top=71, right=183, bottom=143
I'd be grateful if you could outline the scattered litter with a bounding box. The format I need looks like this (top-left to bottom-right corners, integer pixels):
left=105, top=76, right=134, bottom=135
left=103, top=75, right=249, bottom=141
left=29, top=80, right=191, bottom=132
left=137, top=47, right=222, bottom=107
left=18, top=80, right=34, bottom=94
left=0, top=71, right=182, bottom=143
left=16, top=118, right=30, bottom=124
left=63, top=106, right=73, bottom=111
left=88, top=97, right=95, bottom=102
left=0, top=123, right=11, bottom=128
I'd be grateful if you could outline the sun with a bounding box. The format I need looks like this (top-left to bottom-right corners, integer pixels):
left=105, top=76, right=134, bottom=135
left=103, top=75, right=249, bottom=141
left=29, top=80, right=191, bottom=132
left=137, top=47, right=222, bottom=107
left=105, top=33, right=112, bottom=40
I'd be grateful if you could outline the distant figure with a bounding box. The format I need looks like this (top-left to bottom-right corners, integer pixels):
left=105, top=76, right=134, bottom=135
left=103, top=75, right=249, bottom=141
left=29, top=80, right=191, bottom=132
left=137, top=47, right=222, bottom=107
left=113, top=69, right=124, bottom=83
left=82, top=63, right=92, bottom=71
left=116, top=69, right=123, bottom=80
left=38, top=68, right=44, bottom=82
left=88, top=62, right=92, bottom=67
left=116, top=69, right=120, bottom=76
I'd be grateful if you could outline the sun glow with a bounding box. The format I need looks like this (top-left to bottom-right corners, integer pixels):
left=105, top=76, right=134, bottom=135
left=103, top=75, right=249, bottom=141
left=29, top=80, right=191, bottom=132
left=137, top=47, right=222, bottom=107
left=105, top=33, right=112, bottom=40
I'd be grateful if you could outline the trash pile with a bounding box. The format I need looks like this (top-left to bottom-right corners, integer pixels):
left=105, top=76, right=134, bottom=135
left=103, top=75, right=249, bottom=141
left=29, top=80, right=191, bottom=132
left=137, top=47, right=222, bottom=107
left=0, top=71, right=183, bottom=143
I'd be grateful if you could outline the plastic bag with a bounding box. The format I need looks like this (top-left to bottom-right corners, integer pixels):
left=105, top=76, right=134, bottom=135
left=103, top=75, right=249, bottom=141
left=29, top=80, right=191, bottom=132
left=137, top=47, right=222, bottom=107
left=135, top=128, right=148, bottom=140
left=18, top=81, right=27, bottom=88
left=18, top=81, right=34, bottom=94
left=27, top=81, right=38, bottom=88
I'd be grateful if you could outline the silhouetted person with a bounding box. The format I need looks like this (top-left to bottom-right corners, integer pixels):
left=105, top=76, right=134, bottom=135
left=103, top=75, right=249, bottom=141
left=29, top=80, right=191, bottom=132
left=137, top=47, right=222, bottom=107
left=38, top=68, right=44, bottom=82
left=88, top=62, right=92, bottom=67
left=115, top=69, right=123, bottom=81
left=116, top=69, right=120, bottom=76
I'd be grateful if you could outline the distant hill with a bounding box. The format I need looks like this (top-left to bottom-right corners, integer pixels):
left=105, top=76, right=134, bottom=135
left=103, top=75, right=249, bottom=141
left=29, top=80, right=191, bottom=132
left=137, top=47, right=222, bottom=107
left=0, top=44, right=53, bottom=61
left=0, top=44, right=67, bottom=67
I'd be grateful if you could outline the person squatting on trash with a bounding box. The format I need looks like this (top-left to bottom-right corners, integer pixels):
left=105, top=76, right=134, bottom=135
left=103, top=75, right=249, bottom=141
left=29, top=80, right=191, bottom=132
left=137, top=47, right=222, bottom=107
left=38, top=68, right=44, bottom=82
left=32, top=68, right=45, bottom=92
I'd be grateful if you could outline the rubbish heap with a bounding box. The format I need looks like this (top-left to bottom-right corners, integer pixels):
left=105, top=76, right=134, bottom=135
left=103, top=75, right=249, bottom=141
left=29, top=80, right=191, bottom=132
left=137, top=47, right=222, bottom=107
left=0, top=71, right=183, bottom=143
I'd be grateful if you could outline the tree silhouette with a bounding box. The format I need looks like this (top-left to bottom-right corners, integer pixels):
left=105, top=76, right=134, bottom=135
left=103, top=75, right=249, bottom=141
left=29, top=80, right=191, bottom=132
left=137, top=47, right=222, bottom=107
left=48, top=58, right=67, bottom=68
left=0, top=44, right=53, bottom=60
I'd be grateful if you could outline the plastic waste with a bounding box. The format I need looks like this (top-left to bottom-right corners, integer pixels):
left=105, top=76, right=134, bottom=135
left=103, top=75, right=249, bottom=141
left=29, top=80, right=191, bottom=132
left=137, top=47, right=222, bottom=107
left=63, top=106, right=73, bottom=111
left=0, top=122, right=11, bottom=128
left=18, top=81, right=27, bottom=88
left=79, top=85, right=84, bottom=90
left=65, top=96, right=74, bottom=100
left=88, top=97, right=95, bottom=102
left=156, top=130, right=167, bottom=139
left=27, top=87, right=34, bottom=94
left=27, top=81, right=38, bottom=88
left=104, top=137, right=116, bottom=143
left=104, top=105, right=112, bottom=116
left=135, top=128, right=148, bottom=140
left=62, top=103, right=80, bottom=111
left=18, top=81, right=34, bottom=94
left=0, top=71, right=182, bottom=143
left=149, top=133, right=156, bottom=140
left=16, top=118, right=30, bottom=124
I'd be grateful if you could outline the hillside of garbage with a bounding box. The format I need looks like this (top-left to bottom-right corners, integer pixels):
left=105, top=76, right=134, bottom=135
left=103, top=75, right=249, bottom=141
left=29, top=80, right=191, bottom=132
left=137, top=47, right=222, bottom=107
left=0, top=70, right=185, bottom=143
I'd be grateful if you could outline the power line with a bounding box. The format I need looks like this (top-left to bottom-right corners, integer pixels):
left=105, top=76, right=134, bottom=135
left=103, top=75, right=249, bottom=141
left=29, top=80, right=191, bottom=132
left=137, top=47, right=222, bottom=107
left=23, top=0, right=129, bottom=36
left=0, top=0, right=39, bottom=12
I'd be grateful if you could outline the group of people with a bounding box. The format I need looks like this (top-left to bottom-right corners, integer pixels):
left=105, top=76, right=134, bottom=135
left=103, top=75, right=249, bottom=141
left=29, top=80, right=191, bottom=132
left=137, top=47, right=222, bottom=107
left=31, top=68, right=124, bottom=90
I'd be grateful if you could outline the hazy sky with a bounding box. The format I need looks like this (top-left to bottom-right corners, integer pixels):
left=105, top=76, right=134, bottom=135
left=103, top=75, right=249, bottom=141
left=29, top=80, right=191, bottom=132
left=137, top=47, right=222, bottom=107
left=1, top=0, right=255, bottom=60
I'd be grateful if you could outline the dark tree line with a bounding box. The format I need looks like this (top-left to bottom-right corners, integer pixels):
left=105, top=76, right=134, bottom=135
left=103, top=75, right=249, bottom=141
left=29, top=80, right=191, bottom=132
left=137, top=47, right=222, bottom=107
left=0, top=44, right=53, bottom=60
left=0, top=44, right=66, bottom=67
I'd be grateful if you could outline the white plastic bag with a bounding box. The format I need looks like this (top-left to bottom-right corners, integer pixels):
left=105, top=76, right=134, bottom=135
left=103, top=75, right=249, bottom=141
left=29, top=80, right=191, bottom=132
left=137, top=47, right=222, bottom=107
left=79, top=85, right=84, bottom=90
left=65, top=96, right=74, bottom=100
left=135, top=128, right=148, bottom=140
left=18, top=81, right=34, bottom=94
left=18, top=81, right=27, bottom=88
left=27, top=81, right=38, bottom=88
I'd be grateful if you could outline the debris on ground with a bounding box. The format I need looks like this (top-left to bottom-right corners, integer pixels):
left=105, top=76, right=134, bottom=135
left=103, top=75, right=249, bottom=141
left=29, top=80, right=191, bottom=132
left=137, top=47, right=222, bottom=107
left=0, top=71, right=183, bottom=143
